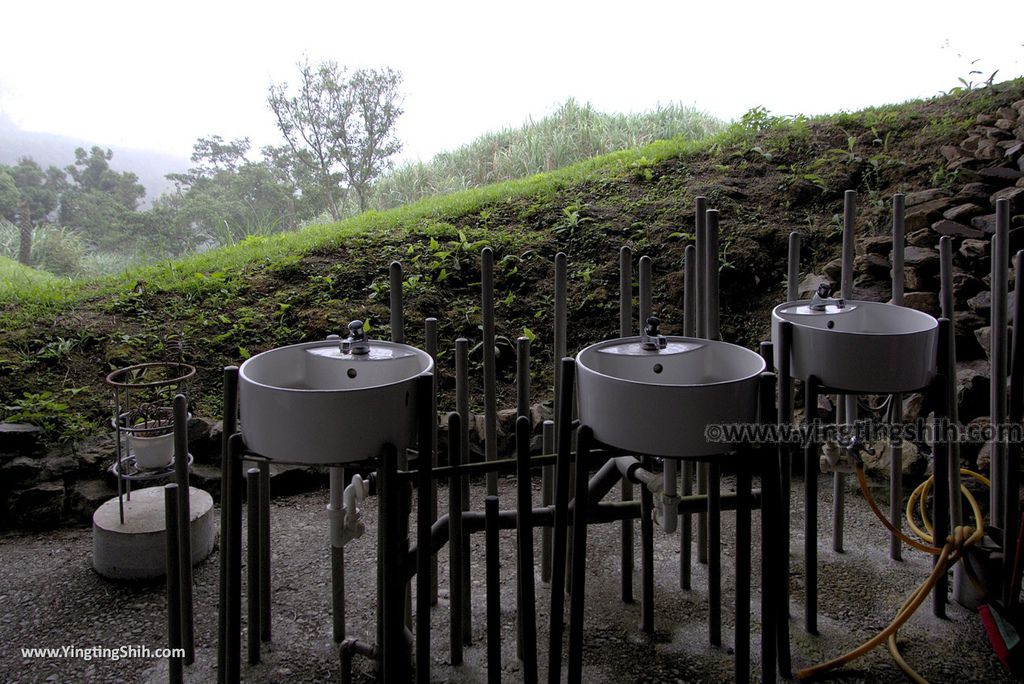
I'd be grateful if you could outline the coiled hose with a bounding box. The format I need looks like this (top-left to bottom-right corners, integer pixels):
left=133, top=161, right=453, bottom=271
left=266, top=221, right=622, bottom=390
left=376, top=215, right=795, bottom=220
left=795, top=463, right=987, bottom=682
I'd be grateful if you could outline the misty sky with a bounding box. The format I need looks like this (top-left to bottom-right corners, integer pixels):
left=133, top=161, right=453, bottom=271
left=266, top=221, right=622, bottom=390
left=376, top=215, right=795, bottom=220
left=1, top=1, right=1022, bottom=165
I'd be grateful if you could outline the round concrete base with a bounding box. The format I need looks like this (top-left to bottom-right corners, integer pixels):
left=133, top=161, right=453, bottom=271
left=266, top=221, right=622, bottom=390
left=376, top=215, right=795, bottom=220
left=92, top=486, right=216, bottom=580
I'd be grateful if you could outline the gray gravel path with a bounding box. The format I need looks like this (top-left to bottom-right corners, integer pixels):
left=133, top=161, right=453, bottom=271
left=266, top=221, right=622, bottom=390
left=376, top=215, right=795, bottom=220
left=0, top=471, right=1012, bottom=683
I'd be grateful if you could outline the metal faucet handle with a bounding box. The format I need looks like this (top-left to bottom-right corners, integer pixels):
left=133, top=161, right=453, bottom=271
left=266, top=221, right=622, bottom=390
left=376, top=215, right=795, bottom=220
left=840, top=435, right=875, bottom=464
left=348, top=320, right=366, bottom=338
left=644, top=316, right=661, bottom=336
left=815, top=283, right=833, bottom=299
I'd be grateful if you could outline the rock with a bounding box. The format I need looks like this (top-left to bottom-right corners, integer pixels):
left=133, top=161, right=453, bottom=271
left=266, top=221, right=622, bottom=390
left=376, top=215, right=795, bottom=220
left=852, top=273, right=890, bottom=302
left=823, top=258, right=843, bottom=282
left=965, top=417, right=991, bottom=468
left=73, top=434, right=115, bottom=474
left=996, top=119, right=1017, bottom=131
left=979, top=167, right=1024, bottom=182
left=905, top=198, right=954, bottom=231
left=997, top=107, right=1018, bottom=122
left=265, top=463, right=327, bottom=496
left=189, top=463, right=223, bottom=501
left=187, top=416, right=220, bottom=464
left=903, top=246, right=940, bottom=270
left=957, top=367, right=991, bottom=421
left=906, top=228, right=935, bottom=247
left=855, top=253, right=890, bottom=278
left=903, top=292, right=940, bottom=316
left=971, top=214, right=998, bottom=234
left=797, top=273, right=832, bottom=301
left=861, top=235, right=894, bottom=255
left=976, top=140, right=1003, bottom=160
left=975, top=325, right=1013, bottom=362
left=940, top=145, right=967, bottom=163
left=903, top=265, right=935, bottom=292
left=955, top=312, right=987, bottom=360
left=67, top=479, right=117, bottom=523
left=967, top=290, right=1016, bottom=321
left=959, top=238, right=989, bottom=261
left=981, top=126, right=1014, bottom=141
left=977, top=114, right=998, bottom=126
left=992, top=186, right=1024, bottom=213
left=4, top=481, right=64, bottom=529
left=905, top=189, right=948, bottom=206
left=0, top=456, right=46, bottom=488
left=931, top=219, right=983, bottom=239
left=0, top=423, right=44, bottom=458
left=860, top=440, right=925, bottom=483
left=1013, top=99, right=1024, bottom=114
left=943, top=203, right=985, bottom=223
left=951, top=271, right=987, bottom=307
left=903, top=393, right=925, bottom=422
left=955, top=183, right=991, bottom=203
left=1005, top=142, right=1024, bottom=163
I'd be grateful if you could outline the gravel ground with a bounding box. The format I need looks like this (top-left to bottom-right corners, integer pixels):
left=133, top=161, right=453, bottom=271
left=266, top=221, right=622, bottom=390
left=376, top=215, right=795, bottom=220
left=0, top=471, right=1012, bottom=683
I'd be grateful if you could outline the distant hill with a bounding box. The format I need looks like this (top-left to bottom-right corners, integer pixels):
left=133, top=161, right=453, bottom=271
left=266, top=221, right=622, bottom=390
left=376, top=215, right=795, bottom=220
left=0, top=113, right=188, bottom=207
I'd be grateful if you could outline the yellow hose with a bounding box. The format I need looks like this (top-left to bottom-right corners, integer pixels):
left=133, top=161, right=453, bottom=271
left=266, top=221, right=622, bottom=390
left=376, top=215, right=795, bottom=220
left=795, top=464, right=987, bottom=683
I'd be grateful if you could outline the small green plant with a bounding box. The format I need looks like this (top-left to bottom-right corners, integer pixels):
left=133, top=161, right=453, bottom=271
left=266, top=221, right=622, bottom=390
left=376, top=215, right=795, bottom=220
left=4, top=388, right=93, bottom=444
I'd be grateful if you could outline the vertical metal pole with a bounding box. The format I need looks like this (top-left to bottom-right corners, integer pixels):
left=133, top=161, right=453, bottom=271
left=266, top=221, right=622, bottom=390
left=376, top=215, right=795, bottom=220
left=541, top=419, right=555, bottom=583
left=775, top=323, right=792, bottom=677
left=485, top=495, right=501, bottom=684
left=225, top=433, right=244, bottom=684
left=517, top=336, right=530, bottom=419
left=638, top=255, right=652, bottom=329
left=165, top=484, right=183, bottom=684
left=482, top=248, right=498, bottom=496
left=835, top=189, right=857, bottom=553
left=939, top=237, right=963, bottom=528
left=425, top=317, right=439, bottom=607
left=708, top=461, right=722, bottom=647
left=640, top=454, right=655, bottom=634
left=787, top=232, right=800, bottom=302
left=681, top=244, right=697, bottom=589
left=389, top=260, right=404, bottom=343
left=217, top=366, right=238, bottom=684
left=380, top=443, right=410, bottom=682
left=330, top=467, right=346, bottom=643
left=516, top=416, right=539, bottom=684
left=992, top=200, right=1010, bottom=538
left=1005, top=250, right=1024, bottom=608
left=804, top=377, right=820, bottom=635
left=735, top=455, right=752, bottom=684
left=567, top=426, right=593, bottom=683
left=455, top=337, right=472, bottom=644
left=890, top=193, right=906, bottom=561
left=258, top=462, right=271, bottom=641
left=705, top=209, right=720, bottom=340
left=172, top=394, right=194, bottom=665
left=933, top=318, right=953, bottom=618
left=759, top=371, right=779, bottom=684
left=247, top=467, right=260, bottom=665
left=695, top=197, right=707, bottom=340
left=447, top=412, right=464, bottom=665
left=547, top=358, right=576, bottom=682
left=619, top=246, right=635, bottom=603
left=416, top=374, right=433, bottom=684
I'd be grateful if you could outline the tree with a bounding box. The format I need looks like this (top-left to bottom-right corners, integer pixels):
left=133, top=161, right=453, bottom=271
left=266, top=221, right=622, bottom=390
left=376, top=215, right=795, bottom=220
left=4, top=159, right=65, bottom=265
left=60, top=147, right=146, bottom=252
left=268, top=60, right=403, bottom=218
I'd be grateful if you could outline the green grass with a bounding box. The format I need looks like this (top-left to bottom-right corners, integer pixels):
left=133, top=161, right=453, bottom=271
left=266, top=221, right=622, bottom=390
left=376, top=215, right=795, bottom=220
left=0, top=255, right=62, bottom=290
left=372, top=98, right=723, bottom=209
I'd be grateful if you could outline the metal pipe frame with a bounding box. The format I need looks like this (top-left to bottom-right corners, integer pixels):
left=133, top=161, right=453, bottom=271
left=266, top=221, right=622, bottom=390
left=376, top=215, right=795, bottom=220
left=541, top=419, right=555, bottom=584
left=619, top=245, right=635, bottom=603
left=455, top=337, right=473, bottom=644
left=389, top=261, right=404, bottom=344
left=708, top=460, right=722, bottom=647
left=216, top=365, right=238, bottom=684
left=1006, top=249, right=1024, bottom=608
left=172, top=394, right=194, bottom=665
left=890, top=193, right=906, bottom=561
left=447, top=412, right=464, bottom=665
left=246, top=468, right=260, bottom=666
left=415, top=374, right=434, bottom=684
left=834, top=189, right=858, bottom=554
left=426, top=317, right=439, bottom=607
left=939, top=236, right=963, bottom=528
left=933, top=318, right=953, bottom=618
left=681, top=243, right=697, bottom=590
left=485, top=494, right=501, bottom=684
left=547, top=357, right=575, bottom=683
left=759, top=370, right=781, bottom=684
left=567, top=425, right=593, bottom=683
left=992, top=200, right=1010, bottom=541
left=804, top=376, right=820, bottom=635
left=482, top=247, right=499, bottom=496
left=165, top=483, right=184, bottom=684
left=735, top=453, right=752, bottom=684
left=515, top=416, right=539, bottom=683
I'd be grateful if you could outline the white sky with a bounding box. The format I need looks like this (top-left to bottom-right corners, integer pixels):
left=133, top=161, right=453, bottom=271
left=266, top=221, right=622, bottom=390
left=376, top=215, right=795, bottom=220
left=1, top=0, right=1022, bottom=164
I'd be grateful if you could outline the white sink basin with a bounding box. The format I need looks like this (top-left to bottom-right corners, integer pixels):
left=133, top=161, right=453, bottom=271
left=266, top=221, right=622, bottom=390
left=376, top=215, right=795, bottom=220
left=771, top=300, right=937, bottom=393
left=576, top=337, right=766, bottom=458
left=238, top=340, right=433, bottom=464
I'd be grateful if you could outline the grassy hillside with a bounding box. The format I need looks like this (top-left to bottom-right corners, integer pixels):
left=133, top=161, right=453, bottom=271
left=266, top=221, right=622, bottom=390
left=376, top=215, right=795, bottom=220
left=2, top=79, right=1022, bottom=445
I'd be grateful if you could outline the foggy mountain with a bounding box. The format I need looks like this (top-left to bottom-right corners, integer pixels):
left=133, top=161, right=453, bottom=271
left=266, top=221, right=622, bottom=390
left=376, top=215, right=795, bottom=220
left=0, top=113, right=188, bottom=207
